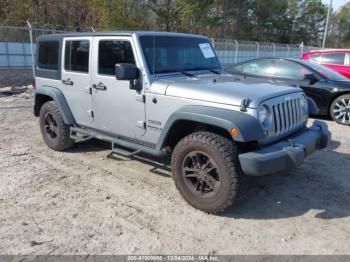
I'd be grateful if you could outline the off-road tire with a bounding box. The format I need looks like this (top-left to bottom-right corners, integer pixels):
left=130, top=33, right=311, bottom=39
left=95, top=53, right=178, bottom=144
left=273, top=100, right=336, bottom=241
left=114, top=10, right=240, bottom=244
left=330, top=94, right=350, bottom=126
left=39, top=101, right=75, bottom=151
left=171, top=131, right=243, bottom=214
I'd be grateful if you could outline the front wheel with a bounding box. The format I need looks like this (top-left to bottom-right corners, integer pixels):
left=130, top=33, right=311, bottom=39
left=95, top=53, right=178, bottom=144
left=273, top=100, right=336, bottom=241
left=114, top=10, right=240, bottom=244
left=330, top=94, right=350, bottom=126
left=171, top=132, right=243, bottom=214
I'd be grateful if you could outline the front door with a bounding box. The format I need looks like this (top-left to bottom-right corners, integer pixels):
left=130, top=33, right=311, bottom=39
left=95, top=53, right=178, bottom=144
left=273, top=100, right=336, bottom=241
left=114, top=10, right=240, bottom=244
left=91, top=36, right=146, bottom=139
left=61, top=37, right=93, bottom=127
left=269, top=59, right=330, bottom=109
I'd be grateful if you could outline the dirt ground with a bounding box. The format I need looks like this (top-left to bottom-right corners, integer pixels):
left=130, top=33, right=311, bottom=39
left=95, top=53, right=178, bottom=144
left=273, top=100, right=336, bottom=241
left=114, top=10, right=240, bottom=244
left=0, top=92, right=349, bottom=255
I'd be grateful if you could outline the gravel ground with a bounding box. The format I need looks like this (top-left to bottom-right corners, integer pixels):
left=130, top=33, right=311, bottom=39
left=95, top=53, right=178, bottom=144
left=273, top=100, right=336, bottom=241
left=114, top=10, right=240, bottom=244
left=0, top=94, right=349, bottom=255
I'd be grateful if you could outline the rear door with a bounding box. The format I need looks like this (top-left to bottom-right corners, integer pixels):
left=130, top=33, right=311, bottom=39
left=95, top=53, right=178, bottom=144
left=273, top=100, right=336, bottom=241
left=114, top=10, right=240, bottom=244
left=91, top=36, right=146, bottom=138
left=61, top=37, right=93, bottom=127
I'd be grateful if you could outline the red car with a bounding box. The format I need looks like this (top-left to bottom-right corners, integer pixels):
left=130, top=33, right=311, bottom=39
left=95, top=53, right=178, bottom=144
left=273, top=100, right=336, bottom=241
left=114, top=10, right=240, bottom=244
left=302, top=49, right=350, bottom=79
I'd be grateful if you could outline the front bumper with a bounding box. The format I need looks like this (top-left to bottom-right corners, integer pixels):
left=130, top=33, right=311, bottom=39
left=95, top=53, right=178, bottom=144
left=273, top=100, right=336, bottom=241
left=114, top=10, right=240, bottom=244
left=238, top=121, right=331, bottom=176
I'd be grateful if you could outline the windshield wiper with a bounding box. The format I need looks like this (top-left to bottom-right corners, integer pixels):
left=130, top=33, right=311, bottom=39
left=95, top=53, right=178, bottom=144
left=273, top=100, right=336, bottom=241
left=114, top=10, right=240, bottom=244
left=179, top=70, right=195, bottom=77
left=154, top=67, right=221, bottom=76
left=185, top=67, right=221, bottom=75
left=153, top=69, right=194, bottom=77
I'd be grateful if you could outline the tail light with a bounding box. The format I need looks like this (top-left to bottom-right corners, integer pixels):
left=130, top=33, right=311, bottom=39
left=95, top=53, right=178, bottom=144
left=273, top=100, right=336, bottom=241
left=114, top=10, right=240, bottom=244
left=32, top=79, right=36, bottom=89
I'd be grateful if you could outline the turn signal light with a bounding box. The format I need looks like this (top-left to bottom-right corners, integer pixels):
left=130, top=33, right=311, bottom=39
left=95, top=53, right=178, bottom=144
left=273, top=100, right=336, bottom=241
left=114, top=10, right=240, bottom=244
left=231, top=128, right=240, bottom=137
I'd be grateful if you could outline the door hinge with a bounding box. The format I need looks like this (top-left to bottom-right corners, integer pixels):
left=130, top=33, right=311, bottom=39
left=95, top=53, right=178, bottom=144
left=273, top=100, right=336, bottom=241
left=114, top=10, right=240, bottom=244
left=87, top=110, right=94, bottom=118
left=137, top=121, right=146, bottom=129
left=136, top=94, right=146, bottom=103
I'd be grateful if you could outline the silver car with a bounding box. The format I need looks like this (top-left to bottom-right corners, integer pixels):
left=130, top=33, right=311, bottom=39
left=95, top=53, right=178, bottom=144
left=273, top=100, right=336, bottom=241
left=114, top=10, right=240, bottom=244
left=33, top=31, right=330, bottom=214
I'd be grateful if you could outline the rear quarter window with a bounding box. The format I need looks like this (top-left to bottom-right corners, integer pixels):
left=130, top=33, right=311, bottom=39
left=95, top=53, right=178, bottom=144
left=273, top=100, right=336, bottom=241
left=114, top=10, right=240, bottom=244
left=37, top=41, right=59, bottom=70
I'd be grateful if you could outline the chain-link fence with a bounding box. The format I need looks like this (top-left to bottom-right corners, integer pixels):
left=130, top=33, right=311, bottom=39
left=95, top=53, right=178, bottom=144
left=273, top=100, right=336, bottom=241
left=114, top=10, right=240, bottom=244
left=214, top=40, right=318, bottom=67
left=0, top=23, right=320, bottom=87
left=0, top=25, right=66, bottom=69
left=0, top=23, right=67, bottom=87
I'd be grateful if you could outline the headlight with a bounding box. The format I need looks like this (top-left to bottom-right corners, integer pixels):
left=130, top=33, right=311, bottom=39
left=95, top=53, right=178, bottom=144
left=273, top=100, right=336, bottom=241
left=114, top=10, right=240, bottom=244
left=258, top=104, right=270, bottom=126
left=300, top=94, right=308, bottom=113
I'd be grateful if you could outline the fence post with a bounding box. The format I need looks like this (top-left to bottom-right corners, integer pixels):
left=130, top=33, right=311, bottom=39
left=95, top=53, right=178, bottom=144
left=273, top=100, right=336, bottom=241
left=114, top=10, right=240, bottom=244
left=27, top=20, right=35, bottom=78
left=256, top=41, right=259, bottom=58
left=211, top=38, right=215, bottom=48
left=300, top=41, right=304, bottom=58
left=234, top=40, right=238, bottom=64
left=272, top=43, right=276, bottom=57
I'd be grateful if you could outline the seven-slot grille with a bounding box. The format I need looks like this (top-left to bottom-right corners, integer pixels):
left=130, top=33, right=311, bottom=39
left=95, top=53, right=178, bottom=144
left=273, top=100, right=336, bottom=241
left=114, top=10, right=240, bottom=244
left=272, top=97, right=305, bottom=135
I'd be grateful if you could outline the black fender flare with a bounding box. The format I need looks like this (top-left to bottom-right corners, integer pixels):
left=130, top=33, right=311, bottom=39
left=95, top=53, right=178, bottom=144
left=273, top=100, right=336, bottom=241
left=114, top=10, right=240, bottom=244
left=307, top=97, right=319, bottom=115
left=156, top=105, right=266, bottom=150
left=34, top=86, right=76, bottom=125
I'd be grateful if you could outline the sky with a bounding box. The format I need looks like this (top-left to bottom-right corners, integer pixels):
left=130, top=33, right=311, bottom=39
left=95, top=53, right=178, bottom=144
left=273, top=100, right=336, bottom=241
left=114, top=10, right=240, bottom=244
left=322, top=0, right=348, bottom=11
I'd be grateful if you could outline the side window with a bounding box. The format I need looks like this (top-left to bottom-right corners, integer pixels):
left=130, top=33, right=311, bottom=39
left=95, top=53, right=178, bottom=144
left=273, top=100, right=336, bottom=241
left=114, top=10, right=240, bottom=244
left=310, top=54, right=322, bottom=62
left=64, top=40, right=90, bottom=73
left=240, top=60, right=272, bottom=76
left=272, top=60, right=312, bottom=79
left=98, top=41, right=135, bottom=75
left=319, top=53, right=345, bottom=65
left=38, top=41, right=59, bottom=70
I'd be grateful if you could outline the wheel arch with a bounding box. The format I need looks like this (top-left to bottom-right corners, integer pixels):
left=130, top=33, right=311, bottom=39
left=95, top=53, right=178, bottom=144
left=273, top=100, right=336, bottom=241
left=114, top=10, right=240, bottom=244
left=34, top=87, right=76, bottom=125
left=328, top=91, right=350, bottom=115
left=156, top=105, right=266, bottom=151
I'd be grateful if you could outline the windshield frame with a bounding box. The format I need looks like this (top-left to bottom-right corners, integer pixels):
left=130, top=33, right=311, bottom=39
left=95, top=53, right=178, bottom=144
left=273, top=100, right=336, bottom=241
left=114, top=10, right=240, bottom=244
left=137, top=34, right=222, bottom=77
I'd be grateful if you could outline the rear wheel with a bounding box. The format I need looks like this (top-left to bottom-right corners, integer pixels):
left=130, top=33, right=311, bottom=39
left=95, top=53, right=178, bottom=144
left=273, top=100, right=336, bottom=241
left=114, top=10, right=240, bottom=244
left=330, top=94, right=350, bottom=126
left=39, top=101, right=75, bottom=151
left=171, top=131, right=243, bottom=214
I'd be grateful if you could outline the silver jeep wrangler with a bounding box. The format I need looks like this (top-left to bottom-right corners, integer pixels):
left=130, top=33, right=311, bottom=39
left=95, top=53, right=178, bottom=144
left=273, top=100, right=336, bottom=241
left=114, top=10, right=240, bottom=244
left=34, top=31, right=330, bottom=213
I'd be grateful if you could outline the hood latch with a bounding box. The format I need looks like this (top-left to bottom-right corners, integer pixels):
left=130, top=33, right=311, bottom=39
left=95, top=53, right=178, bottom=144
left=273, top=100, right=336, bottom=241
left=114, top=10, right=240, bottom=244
left=240, top=98, right=250, bottom=112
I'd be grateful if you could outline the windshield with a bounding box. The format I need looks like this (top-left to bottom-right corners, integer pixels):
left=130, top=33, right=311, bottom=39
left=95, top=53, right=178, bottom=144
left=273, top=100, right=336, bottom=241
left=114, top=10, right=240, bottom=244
left=303, top=60, right=347, bottom=81
left=139, top=35, right=221, bottom=74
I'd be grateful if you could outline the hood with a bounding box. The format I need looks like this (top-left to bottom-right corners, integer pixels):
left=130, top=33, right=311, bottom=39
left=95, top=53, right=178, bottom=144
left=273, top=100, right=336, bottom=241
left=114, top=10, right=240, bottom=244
left=150, top=74, right=302, bottom=108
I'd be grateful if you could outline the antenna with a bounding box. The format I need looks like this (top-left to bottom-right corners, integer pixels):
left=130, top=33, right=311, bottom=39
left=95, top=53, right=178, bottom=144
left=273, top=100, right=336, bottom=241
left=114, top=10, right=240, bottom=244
left=152, top=19, right=156, bottom=76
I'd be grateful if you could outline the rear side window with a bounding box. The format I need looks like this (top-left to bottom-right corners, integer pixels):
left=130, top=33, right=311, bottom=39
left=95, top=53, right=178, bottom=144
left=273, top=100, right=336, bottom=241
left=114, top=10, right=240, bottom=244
left=64, top=40, right=90, bottom=73
left=38, top=41, right=59, bottom=70
left=314, top=53, right=345, bottom=65
left=98, top=41, right=135, bottom=75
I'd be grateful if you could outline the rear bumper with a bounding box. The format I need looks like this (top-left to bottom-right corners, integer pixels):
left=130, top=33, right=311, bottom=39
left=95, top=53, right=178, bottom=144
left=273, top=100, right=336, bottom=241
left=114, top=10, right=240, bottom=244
left=238, top=121, right=331, bottom=176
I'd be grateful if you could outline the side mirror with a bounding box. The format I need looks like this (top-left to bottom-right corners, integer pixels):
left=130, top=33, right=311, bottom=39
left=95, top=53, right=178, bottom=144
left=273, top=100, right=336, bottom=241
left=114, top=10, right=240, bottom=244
left=304, top=73, right=318, bottom=85
left=115, top=63, right=139, bottom=81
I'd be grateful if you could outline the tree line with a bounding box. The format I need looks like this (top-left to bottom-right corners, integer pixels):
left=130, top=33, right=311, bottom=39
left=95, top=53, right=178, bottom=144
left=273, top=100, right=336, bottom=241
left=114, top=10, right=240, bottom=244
left=1, top=0, right=349, bottom=47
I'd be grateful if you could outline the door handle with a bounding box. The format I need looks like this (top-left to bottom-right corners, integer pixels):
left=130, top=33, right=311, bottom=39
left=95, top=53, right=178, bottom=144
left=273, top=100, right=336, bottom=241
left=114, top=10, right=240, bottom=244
left=92, top=82, right=107, bottom=90
left=62, top=78, right=74, bottom=85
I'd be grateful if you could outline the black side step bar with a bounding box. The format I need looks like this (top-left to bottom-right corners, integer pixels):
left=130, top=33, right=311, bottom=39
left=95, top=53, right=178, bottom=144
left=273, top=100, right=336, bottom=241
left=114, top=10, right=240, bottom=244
left=70, top=129, right=93, bottom=142
left=112, top=143, right=142, bottom=157
left=70, top=127, right=167, bottom=158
